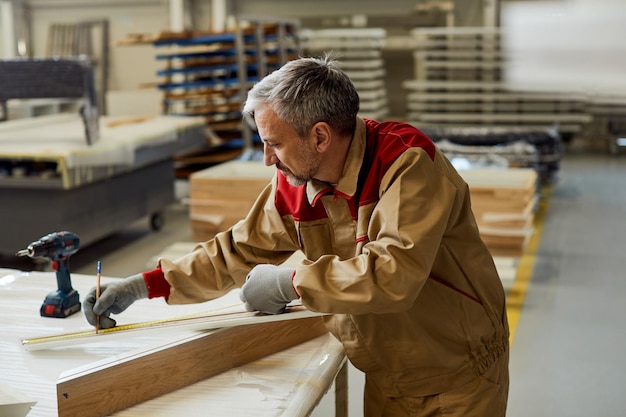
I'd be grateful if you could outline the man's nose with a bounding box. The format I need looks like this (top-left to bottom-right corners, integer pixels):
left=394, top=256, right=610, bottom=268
left=264, top=144, right=277, bottom=166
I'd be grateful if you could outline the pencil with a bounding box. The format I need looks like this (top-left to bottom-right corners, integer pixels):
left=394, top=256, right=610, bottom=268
left=95, top=260, right=102, bottom=334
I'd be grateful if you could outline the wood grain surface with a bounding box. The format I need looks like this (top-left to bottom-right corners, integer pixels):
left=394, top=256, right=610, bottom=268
left=57, top=316, right=328, bottom=417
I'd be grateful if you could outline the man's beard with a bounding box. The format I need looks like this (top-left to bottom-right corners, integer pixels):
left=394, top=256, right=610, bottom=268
left=279, top=141, right=321, bottom=187
left=279, top=164, right=312, bottom=187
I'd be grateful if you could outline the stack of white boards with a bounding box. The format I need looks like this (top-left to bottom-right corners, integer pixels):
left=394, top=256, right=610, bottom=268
left=459, top=167, right=538, bottom=257
left=403, top=27, right=592, bottom=135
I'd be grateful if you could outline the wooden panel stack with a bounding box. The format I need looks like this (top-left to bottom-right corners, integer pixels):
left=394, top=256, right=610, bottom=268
left=189, top=160, right=275, bottom=241
left=403, top=27, right=592, bottom=136
left=189, top=161, right=538, bottom=255
left=459, top=168, right=538, bottom=257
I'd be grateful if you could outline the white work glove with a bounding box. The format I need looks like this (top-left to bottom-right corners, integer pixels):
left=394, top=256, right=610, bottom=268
left=83, top=273, right=148, bottom=329
left=240, top=265, right=299, bottom=315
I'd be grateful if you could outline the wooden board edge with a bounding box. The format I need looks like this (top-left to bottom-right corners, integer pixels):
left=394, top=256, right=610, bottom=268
left=57, top=316, right=328, bottom=417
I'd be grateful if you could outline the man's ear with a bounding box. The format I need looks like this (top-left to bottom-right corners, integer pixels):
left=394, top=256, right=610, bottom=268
left=310, top=121, right=332, bottom=152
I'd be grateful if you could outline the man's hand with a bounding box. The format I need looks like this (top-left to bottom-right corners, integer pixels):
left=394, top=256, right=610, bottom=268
left=83, top=273, right=148, bottom=329
left=240, top=265, right=299, bottom=314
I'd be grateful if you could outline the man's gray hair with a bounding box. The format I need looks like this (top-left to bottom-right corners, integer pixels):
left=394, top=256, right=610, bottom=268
left=243, top=55, right=360, bottom=138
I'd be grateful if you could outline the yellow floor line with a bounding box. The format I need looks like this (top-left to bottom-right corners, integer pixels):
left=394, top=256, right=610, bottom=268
left=506, top=185, right=552, bottom=344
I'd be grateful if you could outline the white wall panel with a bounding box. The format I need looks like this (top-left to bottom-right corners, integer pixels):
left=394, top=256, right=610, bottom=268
left=502, top=0, right=626, bottom=96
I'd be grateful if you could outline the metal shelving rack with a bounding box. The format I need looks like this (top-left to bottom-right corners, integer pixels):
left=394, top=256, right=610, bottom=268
left=153, top=19, right=299, bottom=166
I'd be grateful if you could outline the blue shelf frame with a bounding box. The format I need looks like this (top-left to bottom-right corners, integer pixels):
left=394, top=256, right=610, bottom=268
left=153, top=20, right=299, bottom=156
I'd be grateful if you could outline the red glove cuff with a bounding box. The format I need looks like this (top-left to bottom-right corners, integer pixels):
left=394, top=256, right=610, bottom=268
left=142, top=267, right=171, bottom=300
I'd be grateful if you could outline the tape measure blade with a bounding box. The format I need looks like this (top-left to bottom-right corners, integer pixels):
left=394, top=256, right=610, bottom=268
left=21, top=305, right=321, bottom=351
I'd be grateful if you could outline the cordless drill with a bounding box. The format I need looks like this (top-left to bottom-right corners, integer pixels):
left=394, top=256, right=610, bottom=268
left=16, top=231, right=81, bottom=318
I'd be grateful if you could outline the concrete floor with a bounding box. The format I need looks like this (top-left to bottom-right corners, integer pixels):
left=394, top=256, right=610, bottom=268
left=14, top=145, right=624, bottom=416
left=508, top=150, right=626, bottom=417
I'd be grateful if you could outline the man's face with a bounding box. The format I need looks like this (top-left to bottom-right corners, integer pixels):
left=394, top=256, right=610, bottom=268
left=254, top=104, right=322, bottom=187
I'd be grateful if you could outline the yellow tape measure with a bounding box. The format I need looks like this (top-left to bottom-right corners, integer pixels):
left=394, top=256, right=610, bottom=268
left=21, top=303, right=316, bottom=351
left=21, top=302, right=245, bottom=351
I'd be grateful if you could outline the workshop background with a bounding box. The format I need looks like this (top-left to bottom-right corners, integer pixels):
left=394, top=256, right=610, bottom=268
left=1, top=0, right=625, bottom=416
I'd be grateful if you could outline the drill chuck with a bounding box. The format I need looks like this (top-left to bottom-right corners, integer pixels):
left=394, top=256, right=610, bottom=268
left=16, top=232, right=80, bottom=260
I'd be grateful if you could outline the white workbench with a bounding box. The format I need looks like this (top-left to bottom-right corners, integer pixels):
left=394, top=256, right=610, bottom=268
left=0, top=268, right=347, bottom=417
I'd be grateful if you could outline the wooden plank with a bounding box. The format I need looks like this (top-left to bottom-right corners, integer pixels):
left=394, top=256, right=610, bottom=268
left=104, top=115, right=154, bottom=128
left=461, top=167, right=537, bottom=188
left=407, top=91, right=588, bottom=102
left=409, top=120, right=584, bottom=133
left=411, top=112, right=593, bottom=123
left=422, top=60, right=503, bottom=70
left=413, top=50, right=504, bottom=60
left=411, top=26, right=502, bottom=36
left=57, top=316, right=329, bottom=417
left=408, top=101, right=585, bottom=113
left=475, top=212, right=534, bottom=230
left=189, top=200, right=251, bottom=224
left=481, top=233, right=530, bottom=257
left=404, top=80, right=512, bottom=91
left=22, top=305, right=322, bottom=351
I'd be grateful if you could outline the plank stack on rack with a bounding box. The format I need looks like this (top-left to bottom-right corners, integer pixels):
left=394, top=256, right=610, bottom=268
left=459, top=168, right=538, bottom=257
left=188, top=160, right=275, bottom=241
left=153, top=20, right=299, bottom=175
left=403, top=27, right=592, bottom=139
left=402, top=27, right=572, bottom=182
left=300, top=28, right=389, bottom=120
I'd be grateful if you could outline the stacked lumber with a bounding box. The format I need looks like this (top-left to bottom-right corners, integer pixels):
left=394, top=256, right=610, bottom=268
left=403, top=27, right=592, bottom=136
left=459, top=168, right=538, bottom=257
left=189, top=161, right=538, bottom=255
left=189, top=160, right=275, bottom=241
